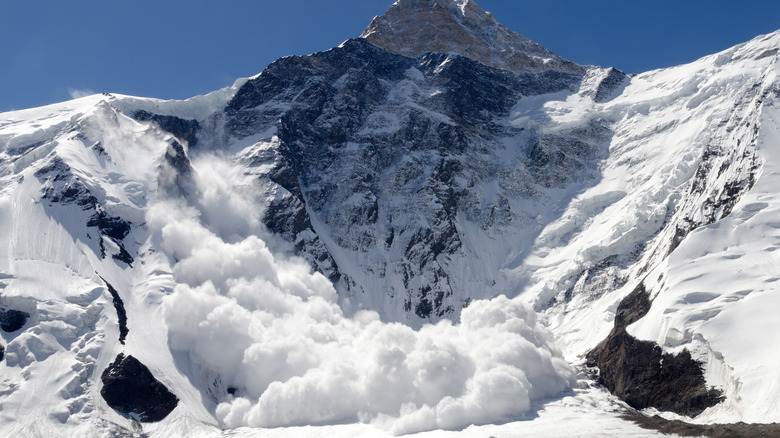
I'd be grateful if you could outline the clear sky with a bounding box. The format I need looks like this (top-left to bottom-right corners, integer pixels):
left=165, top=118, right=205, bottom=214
left=2, top=0, right=780, bottom=112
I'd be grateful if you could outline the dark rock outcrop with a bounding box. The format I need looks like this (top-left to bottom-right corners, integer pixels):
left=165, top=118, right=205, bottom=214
left=133, top=110, right=200, bottom=147
left=158, top=140, right=198, bottom=200
left=593, top=67, right=628, bottom=103
left=100, top=277, right=128, bottom=345
left=587, top=284, right=723, bottom=416
left=35, top=156, right=134, bottom=266
left=624, top=410, right=780, bottom=437
left=0, top=306, right=30, bottom=332
left=100, top=354, right=178, bottom=422
left=360, top=0, right=584, bottom=75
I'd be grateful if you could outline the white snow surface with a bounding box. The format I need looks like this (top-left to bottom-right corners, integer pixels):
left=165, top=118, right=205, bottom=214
left=1, top=26, right=780, bottom=437
left=628, top=54, right=780, bottom=423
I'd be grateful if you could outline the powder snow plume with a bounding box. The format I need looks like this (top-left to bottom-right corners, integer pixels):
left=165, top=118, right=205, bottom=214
left=150, top=153, right=575, bottom=434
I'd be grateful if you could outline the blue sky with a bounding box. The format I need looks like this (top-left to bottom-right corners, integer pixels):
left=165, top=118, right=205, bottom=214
left=2, top=0, right=780, bottom=112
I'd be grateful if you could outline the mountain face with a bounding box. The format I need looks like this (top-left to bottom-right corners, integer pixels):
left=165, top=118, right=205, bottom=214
left=360, top=0, right=583, bottom=74
left=1, top=0, right=780, bottom=436
left=224, top=37, right=589, bottom=325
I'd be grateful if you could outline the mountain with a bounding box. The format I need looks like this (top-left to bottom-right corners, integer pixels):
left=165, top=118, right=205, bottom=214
left=1, top=0, right=780, bottom=436
left=360, top=0, right=583, bottom=74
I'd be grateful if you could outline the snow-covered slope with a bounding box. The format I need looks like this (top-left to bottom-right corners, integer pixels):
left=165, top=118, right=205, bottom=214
left=1, top=0, right=780, bottom=436
left=627, top=45, right=780, bottom=423
left=520, top=29, right=780, bottom=423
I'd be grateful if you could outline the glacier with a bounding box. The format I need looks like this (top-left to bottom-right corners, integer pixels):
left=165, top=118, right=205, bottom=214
left=1, top=0, right=780, bottom=436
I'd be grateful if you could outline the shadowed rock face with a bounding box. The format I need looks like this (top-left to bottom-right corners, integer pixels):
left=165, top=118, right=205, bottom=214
left=0, top=304, right=31, bottom=363
left=132, top=110, right=200, bottom=147
left=100, top=354, right=178, bottom=422
left=587, top=284, right=723, bottom=416
left=0, top=306, right=29, bottom=333
left=224, top=36, right=593, bottom=324
left=34, top=156, right=134, bottom=266
left=361, top=0, right=583, bottom=75
left=99, top=278, right=128, bottom=345
left=592, top=68, right=628, bottom=102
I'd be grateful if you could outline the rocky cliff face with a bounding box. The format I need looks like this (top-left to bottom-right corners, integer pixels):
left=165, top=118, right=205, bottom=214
left=221, top=35, right=602, bottom=323
left=361, top=0, right=583, bottom=74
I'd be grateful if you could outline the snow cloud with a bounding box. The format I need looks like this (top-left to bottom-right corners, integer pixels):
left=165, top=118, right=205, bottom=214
left=153, top=154, right=575, bottom=434
left=67, top=87, right=95, bottom=99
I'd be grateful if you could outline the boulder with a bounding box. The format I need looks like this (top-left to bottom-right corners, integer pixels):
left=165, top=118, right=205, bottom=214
left=100, top=353, right=178, bottom=422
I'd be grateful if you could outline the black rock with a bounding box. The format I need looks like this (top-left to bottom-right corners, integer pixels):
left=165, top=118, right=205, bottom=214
left=624, top=410, right=780, bottom=437
left=587, top=284, right=723, bottom=416
left=100, top=277, right=128, bottom=345
left=593, top=67, right=628, bottom=103
left=35, top=155, right=134, bottom=265
left=111, top=245, right=135, bottom=267
left=100, top=353, right=178, bottom=422
left=0, top=306, right=30, bottom=332
left=159, top=140, right=198, bottom=199
left=87, top=211, right=131, bottom=241
left=418, top=52, right=527, bottom=126
left=34, top=156, right=71, bottom=181
left=133, top=110, right=200, bottom=147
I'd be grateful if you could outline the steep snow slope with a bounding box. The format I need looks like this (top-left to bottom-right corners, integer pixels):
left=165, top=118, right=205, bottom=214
left=524, top=31, right=780, bottom=423
left=0, top=94, right=228, bottom=436
left=628, top=48, right=780, bottom=423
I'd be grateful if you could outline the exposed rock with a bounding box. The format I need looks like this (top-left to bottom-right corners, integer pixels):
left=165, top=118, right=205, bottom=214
left=132, top=110, right=200, bottom=147
left=158, top=140, right=198, bottom=199
left=35, top=155, right=134, bottom=265
left=587, top=284, right=723, bottom=416
left=225, top=35, right=598, bottom=323
left=623, top=410, right=780, bottom=437
left=262, top=192, right=341, bottom=284
left=0, top=306, right=30, bottom=332
left=593, top=67, right=628, bottom=102
left=527, top=133, right=603, bottom=188
left=34, top=156, right=72, bottom=182
left=100, top=354, right=178, bottom=422
left=87, top=209, right=131, bottom=241
left=100, top=277, right=128, bottom=345
left=361, top=0, right=583, bottom=74
left=110, top=245, right=135, bottom=266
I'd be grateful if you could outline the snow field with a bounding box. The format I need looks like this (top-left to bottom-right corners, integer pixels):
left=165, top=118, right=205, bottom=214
left=523, top=29, right=780, bottom=425
left=628, top=60, right=780, bottom=423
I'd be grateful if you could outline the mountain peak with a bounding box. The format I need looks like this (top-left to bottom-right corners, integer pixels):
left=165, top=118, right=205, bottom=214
left=360, top=0, right=583, bottom=74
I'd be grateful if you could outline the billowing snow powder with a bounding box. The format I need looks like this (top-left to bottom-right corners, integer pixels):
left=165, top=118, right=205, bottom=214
left=152, top=155, right=574, bottom=434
